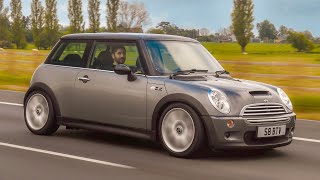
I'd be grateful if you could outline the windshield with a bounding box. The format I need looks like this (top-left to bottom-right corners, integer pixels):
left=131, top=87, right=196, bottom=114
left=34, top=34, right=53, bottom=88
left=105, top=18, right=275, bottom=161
left=145, top=40, right=224, bottom=75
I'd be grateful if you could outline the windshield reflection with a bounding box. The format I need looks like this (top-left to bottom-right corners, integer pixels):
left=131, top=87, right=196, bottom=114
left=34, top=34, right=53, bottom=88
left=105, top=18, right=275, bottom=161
left=145, top=40, right=224, bottom=75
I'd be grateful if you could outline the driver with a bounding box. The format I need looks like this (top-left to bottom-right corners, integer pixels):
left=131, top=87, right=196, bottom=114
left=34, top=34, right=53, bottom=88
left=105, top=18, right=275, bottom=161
left=92, top=45, right=126, bottom=70
left=111, top=45, right=126, bottom=65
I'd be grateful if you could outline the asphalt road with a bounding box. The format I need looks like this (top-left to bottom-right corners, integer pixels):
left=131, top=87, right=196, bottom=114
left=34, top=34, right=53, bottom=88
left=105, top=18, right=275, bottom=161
left=1, top=90, right=320, bottom=180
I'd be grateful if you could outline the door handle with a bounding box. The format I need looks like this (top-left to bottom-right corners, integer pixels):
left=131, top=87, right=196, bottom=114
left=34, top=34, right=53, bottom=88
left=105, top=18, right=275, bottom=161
left=78, top=75, right=90, bottom=83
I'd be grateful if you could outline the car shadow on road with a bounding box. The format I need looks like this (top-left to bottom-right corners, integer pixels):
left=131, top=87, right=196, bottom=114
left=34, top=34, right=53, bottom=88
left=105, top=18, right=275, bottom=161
left=203, top=149, right=288, bottom=161
left=54, top=128, right=289, bottom=161
left=55, top=129, right=164, bottom=152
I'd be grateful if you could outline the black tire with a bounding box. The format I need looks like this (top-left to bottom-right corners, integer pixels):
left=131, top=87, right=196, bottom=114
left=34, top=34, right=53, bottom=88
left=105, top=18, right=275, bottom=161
left=24, top=90, right=59, bottom=135
left=159, top=103, right=206, bottom=158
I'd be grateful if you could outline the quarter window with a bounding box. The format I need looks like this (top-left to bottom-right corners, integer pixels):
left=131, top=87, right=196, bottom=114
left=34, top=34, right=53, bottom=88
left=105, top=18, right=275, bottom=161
left=47, top=41, right=88, bottom=67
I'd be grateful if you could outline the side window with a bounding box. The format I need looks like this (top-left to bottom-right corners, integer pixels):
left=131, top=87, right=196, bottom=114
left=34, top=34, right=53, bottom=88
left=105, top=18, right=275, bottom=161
left=48, top=41, right=88, bottom=67
left=90, top=42, right=144, bottom=74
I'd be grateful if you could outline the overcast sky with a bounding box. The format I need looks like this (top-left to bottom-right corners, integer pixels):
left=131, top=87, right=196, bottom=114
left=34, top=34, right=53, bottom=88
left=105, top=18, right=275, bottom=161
left=3, top=0, right=320, bottom=36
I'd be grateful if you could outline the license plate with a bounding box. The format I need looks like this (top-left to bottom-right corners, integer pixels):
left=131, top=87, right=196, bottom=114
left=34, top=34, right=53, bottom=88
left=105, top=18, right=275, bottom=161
left=257, top=125, right=286, bottom=138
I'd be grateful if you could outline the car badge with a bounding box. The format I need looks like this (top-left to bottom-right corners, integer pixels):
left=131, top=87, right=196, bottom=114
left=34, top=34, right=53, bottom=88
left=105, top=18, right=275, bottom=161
left=264, top=99, right=269, bottom=103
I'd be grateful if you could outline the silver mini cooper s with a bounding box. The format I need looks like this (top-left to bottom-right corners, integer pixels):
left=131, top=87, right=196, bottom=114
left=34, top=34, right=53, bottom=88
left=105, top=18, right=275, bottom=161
left=24, top=33, right=296, bottom=158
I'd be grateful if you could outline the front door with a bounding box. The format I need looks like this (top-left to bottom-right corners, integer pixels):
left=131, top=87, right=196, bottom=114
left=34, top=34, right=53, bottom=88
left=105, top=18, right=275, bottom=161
left=44, top=40, right=92, bottom=118
left=71, top=41, right=147, bottom=129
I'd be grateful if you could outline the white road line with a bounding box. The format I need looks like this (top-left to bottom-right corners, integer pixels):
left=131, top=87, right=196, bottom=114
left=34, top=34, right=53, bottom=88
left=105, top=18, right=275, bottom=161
left=0, top=142, right=135, bottom=169
left=293, top=137, right=320, bottom=143
left=0, top=102, right=23, bottom=106
left=0, top=89, right=25, bottom=93
left=297, top=119, right=320, bottom=123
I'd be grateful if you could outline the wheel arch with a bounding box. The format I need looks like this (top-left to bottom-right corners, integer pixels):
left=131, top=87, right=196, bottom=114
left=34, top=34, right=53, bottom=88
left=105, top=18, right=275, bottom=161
left=24, top=82, right=61, bottom=117
left=151, top=93, right=210, bottom=141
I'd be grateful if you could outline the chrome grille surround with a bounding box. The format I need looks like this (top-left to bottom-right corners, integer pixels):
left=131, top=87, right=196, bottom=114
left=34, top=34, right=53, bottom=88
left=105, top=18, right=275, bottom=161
left=240, top=103, right=289, bottom=125
left=245, top=116, right=290, bottom=125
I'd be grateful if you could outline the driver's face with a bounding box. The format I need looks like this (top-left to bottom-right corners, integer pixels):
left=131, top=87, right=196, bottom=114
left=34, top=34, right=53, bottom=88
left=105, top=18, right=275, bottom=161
left=112, top=48, right=126, bottom=64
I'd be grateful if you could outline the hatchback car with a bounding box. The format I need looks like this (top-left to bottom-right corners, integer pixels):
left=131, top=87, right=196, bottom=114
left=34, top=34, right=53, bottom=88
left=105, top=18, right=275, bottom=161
left=24, top=33, right=296, bottom=157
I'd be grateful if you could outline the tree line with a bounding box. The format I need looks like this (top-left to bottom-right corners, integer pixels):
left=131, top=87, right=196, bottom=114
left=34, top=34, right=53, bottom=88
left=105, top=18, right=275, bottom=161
left=256, top=21, right=316, bottom=52
left=0, top=0, right=318, bottom=52
left=0, top=0, right=150, bottom=49
left=230, top=0, right=317, bottom=52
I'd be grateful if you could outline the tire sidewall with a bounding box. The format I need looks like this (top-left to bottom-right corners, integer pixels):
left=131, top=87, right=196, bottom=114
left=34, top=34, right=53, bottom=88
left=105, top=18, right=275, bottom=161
left=159, top=103, right=205, bottom=158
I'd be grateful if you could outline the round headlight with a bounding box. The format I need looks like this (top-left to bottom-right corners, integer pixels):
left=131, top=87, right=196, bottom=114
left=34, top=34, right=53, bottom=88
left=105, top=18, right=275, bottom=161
left=208, top=89, right=231, bottom=114
left=277, top=88, right=293, bottom=111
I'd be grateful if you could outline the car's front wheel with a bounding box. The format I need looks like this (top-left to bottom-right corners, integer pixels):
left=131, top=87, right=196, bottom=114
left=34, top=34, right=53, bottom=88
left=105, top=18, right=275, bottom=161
left=24, top=90, right=59, bottom=135
left=159, top=103, right=205, bottom=158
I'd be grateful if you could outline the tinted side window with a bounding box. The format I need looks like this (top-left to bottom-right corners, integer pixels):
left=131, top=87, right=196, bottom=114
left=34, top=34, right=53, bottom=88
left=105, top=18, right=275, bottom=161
left=47, top=42, right=88, bottom=67
left=89, top=42, right=144, bottom=74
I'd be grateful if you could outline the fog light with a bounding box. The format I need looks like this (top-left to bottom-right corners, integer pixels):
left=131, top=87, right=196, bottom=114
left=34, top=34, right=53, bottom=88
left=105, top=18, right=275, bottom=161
left=227, top=120, right=235, bottom=128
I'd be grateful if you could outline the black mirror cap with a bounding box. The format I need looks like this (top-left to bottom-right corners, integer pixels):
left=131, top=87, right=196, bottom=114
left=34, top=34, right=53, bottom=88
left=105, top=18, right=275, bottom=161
left=114, top=64, right=137, bottom=82
left=114, top=64, right=131, bottom=75
left=127, top=72, right=137, bottom=82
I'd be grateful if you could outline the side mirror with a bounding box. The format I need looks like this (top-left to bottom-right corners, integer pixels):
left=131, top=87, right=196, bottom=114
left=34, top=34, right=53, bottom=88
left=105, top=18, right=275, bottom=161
left=114, top=64, right=131, bottom=75
left=114, top=64, right=137, bottom=82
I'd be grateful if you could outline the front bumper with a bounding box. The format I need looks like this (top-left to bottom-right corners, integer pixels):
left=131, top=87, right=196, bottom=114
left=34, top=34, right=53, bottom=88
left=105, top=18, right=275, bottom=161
left=202, top=113, right=296, bottom=150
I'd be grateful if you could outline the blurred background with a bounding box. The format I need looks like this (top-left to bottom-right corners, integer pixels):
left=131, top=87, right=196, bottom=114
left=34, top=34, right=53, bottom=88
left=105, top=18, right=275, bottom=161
left=0, top=0, right=319, bottom=120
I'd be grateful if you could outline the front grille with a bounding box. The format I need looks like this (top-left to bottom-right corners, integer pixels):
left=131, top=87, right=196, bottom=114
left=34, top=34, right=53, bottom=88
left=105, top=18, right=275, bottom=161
left=241, top=103, right=289, bottom=125
left=241, top=103, right=287, bottom=117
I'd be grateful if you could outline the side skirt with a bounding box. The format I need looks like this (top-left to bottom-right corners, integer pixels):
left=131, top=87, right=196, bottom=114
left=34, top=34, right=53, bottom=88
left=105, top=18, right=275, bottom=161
left=58, top=117, right=155, bottom=141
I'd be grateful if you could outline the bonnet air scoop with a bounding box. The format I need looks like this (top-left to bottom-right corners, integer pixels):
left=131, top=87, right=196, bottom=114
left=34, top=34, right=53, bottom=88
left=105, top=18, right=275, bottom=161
left=249, top=91, right=271, bottom=97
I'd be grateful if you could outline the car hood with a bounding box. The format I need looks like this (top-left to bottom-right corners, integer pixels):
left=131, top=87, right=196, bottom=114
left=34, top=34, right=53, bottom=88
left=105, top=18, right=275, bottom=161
left=166, top=75, right=288, bottom=116
left=196, top=76, right=274, bottom=93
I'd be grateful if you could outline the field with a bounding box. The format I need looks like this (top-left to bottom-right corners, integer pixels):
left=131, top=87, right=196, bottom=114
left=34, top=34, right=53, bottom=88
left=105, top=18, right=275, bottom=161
left=0, top=43, right=319, bottom=120
left=202, top=43, right=320, bottom=120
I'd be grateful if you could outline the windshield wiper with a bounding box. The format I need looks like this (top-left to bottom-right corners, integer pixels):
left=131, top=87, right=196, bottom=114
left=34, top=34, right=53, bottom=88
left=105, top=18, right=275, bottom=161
left=215, top=70, right=230, bottom=77
left=170, top=69, right=208, bottom=79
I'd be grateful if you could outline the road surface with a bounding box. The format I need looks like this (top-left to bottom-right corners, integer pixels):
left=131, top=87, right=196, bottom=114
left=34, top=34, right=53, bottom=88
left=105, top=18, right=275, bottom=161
left=0, top=90, right=320, bottom=180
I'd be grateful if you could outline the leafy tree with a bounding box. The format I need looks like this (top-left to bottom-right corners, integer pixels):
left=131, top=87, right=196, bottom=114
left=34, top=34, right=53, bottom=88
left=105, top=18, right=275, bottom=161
left=197, top=35, right=215, bottom=42
left=303, top=30, right=314, bottom=41
left=231, top=0, right=254, bottom=53
left=22, top=15, right=33, bottom=43
left=150, top=21, right=199, bottom=38
left=0, top=0, right=12, bottom=47
left=10, top=0, right=27, bottom=49
left=147, top=28, right=164, bottom=34
left=31, top=0, right=45, bottom=49
left=287, top=31, right=315, bottom=52
left=178, top=29, right=198, bottom=39
left=278, top=25, right=288, bottom=37
left=256, top=20, right=278, bottom=41
left=106, top=0, right=120, bottom=32
left=44, top=0, right=59, bottom=48
left=68, top=0, right=84, bottom=33
left=88, top=0, right=100, bottom=33
left=156, top=21, right=180, bottom=35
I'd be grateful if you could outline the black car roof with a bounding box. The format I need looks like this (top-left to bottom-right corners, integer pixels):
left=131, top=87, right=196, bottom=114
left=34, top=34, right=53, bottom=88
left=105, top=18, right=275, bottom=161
left=61, top=33, right=199, bottom=43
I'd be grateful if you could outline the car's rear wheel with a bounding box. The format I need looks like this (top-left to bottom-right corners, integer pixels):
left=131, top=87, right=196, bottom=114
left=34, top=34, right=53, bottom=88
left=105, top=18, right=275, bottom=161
left=24, top=90, right=59, bottom=135
left=159, top=103, right=205, bottom=158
